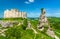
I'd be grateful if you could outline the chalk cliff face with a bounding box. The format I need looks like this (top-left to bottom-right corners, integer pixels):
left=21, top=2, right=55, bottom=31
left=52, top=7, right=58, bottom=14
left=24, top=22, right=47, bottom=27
left=38, top=8, right=49, bottom=30
left=4, top=9, right=27, bottom=18
left=37, top=8, right=56, bottom=38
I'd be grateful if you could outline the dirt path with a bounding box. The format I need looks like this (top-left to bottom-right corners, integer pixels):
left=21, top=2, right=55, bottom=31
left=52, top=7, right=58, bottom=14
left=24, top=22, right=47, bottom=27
left=55, top=35, right=59, bottom=39
left=31, top=28, right=38, bottom=39
left=31, top=28, right=38, bottom=34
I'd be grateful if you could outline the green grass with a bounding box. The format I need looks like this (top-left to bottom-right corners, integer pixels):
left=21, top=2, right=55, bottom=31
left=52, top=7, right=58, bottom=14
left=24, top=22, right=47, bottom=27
left=0, top=17, right=60, bottom=39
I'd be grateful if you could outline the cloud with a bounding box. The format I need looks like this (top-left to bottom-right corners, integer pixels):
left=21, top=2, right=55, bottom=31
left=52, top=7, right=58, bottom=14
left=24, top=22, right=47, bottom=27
left=24, top=0, right=34, bottom=4
left=24, top=1, right=30, bottom=4
left=29, top=0, right=34, bottom=2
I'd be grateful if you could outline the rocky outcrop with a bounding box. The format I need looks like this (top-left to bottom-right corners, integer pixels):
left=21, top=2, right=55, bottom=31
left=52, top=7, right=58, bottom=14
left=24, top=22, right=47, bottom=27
left=0, top=21, right=19, bottom=28
left=26, top=21, right=31, bottom=29
left=37, top=8, right=58, bottom=38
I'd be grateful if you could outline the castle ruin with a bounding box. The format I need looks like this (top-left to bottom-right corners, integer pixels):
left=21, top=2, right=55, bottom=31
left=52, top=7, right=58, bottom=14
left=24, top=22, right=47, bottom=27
left=4, top=9, right=27, bottom=18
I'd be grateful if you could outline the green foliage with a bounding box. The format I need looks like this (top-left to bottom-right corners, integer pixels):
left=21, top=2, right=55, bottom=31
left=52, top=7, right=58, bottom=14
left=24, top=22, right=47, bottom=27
left=48, top=17, right=60, bottom=30
left=0, top=24, right=2, bottom=27
left=0, top=18, right=4, bottom=20
left=0, top=17, right=60, bottom=39
left=22, top=19, right=28, bottom=30
left=5, top=26, right=21, bottom=39
left=30, top=20, right=38, bottom=29
left=3, top=18, right=24, bottom=20
left=21, top=29, right=34, bottom=39
left=2, top=18, right=24, bottom=22
left=43, top=25, right=48, bottom=32
left=4, top=18, right=28, bottom=39
left=0, top=36, right=7, bottom=39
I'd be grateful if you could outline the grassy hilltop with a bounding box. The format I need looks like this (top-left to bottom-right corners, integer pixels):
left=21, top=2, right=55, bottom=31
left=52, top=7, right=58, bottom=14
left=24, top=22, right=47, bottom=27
left=0, top=17, right=60, bottom=39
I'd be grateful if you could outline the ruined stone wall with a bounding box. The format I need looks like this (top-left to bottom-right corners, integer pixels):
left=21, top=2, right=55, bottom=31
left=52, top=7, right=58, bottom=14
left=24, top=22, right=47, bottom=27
left=4, top=9, right=27, bottom=18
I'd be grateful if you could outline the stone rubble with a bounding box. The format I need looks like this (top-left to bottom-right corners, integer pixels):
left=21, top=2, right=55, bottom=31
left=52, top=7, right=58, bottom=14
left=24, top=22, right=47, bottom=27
left=0, top=21, right=20, bottom=28
left=0, top=21, right=20, bottom=37
left=26, top=21, right=31, bottom=29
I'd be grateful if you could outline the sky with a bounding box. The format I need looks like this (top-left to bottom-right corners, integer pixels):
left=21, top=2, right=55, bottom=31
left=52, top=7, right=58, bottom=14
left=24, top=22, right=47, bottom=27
left=0, top=0, right=60, bottom=18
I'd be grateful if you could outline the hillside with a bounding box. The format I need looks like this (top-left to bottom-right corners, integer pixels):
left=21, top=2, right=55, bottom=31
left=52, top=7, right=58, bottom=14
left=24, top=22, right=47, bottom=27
left=0, top=17, right=60, bottom=39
